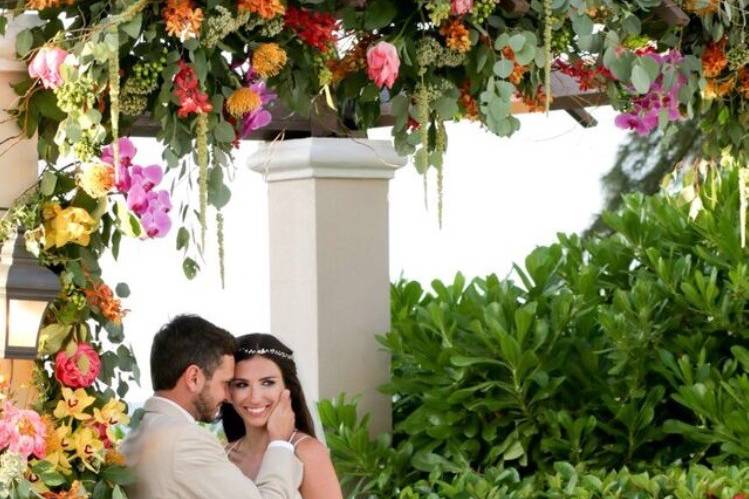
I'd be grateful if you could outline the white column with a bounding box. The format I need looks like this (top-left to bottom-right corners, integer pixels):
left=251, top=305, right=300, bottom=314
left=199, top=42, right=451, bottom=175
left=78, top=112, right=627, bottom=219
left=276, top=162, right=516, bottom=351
left=249, top=137, right=406, bottom=434
left=0, top=14, right=40, bottom=209
left=0, top=14, right=42, bottom=404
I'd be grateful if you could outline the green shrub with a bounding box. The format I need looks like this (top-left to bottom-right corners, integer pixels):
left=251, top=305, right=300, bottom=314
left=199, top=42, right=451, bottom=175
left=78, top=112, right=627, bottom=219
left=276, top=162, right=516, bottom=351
left=320, top=396, right=749, bottom=498
left=380, top=167, right=749, bottom=471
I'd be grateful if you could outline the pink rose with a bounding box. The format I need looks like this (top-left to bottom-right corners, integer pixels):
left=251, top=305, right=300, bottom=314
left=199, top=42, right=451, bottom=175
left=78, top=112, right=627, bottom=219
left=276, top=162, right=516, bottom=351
left=28, top=47, right=69, bottom=90
left=54, top=343, right=101, bottom=388
left=367, top=41, right=400, bottom=89
left=451, top=0, right=473, bottom=15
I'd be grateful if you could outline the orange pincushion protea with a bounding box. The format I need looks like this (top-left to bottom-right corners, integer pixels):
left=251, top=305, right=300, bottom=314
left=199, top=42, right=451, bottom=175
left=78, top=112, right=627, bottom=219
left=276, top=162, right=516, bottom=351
left=440, top=20, right=471, bottom=54
left=459, top=82, right=479, bottom=120
left=237, top=0, right=285, bottom=19
left=684, top=0, right=719, bottom=15
left=252, top=43, right=288, bottom=78
left=702, top=38, right=728, bottom=78
left=225, top=87, right=262, bottom=118
left=84, top=283, right=125, bottom=324
left=501, top=47, right=527, bottom=85
left=738, top=67, right=749, bottom=99
left=704, top=76, right=735, bottom=99
left=522, top=86, right=549, bottom=113
left=163, top=0, right=203, bottom=39
left=26, top=0, right=73, bottom=9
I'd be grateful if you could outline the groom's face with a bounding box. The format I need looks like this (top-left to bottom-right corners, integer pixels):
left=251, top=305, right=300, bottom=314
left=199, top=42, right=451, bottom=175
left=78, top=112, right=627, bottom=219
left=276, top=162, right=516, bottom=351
left=194, top=355, right=235, bottom=423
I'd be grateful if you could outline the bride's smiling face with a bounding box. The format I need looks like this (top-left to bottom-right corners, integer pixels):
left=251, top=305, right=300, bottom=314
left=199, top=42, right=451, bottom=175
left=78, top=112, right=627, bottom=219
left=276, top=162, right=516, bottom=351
left=229, top=356, right=286, bottom=428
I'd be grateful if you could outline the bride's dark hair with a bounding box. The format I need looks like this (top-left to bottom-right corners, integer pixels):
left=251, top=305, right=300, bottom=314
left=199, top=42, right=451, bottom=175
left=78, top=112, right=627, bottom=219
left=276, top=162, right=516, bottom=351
left=221, top=333, right=316, bottom=442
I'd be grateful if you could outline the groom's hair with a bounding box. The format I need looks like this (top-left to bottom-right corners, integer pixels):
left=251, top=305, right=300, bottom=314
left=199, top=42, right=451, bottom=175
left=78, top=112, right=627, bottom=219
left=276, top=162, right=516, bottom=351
left=150, top=314, right=237, bottom=391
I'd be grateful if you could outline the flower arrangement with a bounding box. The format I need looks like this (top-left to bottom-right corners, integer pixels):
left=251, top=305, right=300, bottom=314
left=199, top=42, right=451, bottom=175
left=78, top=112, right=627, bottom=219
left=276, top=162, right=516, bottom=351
left=2, top=0, right=749, bottom=495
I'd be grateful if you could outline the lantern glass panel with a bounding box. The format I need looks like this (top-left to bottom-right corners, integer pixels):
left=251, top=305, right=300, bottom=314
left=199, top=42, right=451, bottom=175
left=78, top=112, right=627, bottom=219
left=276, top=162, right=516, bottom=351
left=7, top=299, right=47, bottom=348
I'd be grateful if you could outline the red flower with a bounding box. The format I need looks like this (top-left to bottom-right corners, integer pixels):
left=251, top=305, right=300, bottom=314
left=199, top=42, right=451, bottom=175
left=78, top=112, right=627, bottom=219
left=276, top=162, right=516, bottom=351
left=173, top=61, right=213, bottom=118
left=284, top=7, right=339, bottom=51
left=554, top=59, right=613, bottom=91
left=54, top=343, right=101, bottom=389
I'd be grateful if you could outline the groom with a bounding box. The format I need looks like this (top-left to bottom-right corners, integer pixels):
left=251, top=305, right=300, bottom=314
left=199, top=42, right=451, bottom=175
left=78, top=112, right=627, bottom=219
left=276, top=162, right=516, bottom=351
left=121, top=315, right=302, bottom=498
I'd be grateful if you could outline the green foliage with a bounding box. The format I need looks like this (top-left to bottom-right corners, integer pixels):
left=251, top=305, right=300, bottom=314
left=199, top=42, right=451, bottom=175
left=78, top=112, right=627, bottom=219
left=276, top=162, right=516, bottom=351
left=322, top=165, right=749, bottom=495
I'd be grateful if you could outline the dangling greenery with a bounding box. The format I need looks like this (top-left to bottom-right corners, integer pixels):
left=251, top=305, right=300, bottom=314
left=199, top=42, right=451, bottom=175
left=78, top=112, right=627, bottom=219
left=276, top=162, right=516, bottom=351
left=435, top=120, right=447, bottom=228
left=107, top=27, right=121, bottom=177
left=543, top=0, right=552, bottom=115
left=196, top=112, right=209, bottom=249
left=216, top=210, right=225, bottom=289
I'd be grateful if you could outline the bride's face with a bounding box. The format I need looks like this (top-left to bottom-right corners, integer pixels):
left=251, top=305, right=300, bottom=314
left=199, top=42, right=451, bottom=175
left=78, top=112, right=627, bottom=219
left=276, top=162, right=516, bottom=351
left=229, top=356, right=286, bottom=428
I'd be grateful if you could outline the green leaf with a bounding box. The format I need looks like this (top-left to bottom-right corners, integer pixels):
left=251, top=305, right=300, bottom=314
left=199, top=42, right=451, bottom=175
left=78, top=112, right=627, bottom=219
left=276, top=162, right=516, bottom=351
left=113, top=485, right=128, bottom=499
left=571, top=14, right=594, bottom=37
left=434, top=96, right=458, bottom=120
left=494, top=59, right=515, bottom=79
left=16, top=29, right=33, bottom=57
left=364, top=0, right=397, bottom=30
left=508, top=34, right=526, bottom=52
left=37, top=324, right=72, bottom=356
left=115, top=283, right=130, bottom=298
left=120, top=13, right=142, bottom=38
left=213, top=121, right=236, bottom=143
left=631, top=64, right=652, bottom=94
left=176, top=227, right=190, bottom=251
left=40, top=171, right=57, bottom=196
left=183, top=257, right=199, bottom=279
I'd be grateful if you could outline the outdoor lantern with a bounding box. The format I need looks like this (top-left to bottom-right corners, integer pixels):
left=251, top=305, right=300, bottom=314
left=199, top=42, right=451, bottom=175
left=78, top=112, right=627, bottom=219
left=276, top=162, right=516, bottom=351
left=0, top=230, right=60, bottom=359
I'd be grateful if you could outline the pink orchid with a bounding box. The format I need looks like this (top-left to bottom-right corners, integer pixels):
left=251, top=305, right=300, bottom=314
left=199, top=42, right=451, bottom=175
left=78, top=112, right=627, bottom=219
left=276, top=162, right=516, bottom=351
left=240, top=81, right=277, bottom=138
left=451, top=0, right=473, bottom=15
left=101, top=137, right=173, bottom=238
left=28, top=46, right=69, bottom=90
left=367, top=41, right=400, bottom=89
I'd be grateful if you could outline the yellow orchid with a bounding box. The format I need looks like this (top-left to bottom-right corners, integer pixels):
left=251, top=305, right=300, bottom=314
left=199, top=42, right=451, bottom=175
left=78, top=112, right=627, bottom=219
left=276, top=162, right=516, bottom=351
left=71, top=427, right=105, bottom=472
left=53, top=388, right=96, bottom=421
left=93, top=399, right=130, bottom=427
left=42, top=203, right=97, bottom=249
left=105, top=448, right=126, bottom=466
left=49, top=480, right=89, bottom=499
left=43, top=420, right=73, bottom=475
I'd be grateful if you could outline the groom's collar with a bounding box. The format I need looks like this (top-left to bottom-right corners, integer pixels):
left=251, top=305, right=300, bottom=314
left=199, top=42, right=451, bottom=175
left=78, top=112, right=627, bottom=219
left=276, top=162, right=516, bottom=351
left=146, top=395, right=195, bottom=423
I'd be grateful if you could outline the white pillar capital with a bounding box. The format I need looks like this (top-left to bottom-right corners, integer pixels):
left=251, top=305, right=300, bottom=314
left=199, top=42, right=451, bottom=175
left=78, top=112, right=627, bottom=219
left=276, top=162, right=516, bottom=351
left=248, top=137, right=406, bottom=182
left=0, top=13, right=41, bottom=210
left=248, top=136, right=405, bottom=435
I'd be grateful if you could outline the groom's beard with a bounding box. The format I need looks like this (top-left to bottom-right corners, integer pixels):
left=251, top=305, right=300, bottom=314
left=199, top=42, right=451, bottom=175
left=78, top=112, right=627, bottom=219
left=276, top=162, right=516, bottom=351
left=194, top=388, right=221, bottom=423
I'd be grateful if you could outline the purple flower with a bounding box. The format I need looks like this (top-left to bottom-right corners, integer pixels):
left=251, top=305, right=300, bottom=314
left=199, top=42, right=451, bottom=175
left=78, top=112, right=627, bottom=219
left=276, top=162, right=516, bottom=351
left=139, top=190, right=172, bottom=238
left=239, top=81, right=277, bottom=137
left=101, top=137, right=173, bottom=238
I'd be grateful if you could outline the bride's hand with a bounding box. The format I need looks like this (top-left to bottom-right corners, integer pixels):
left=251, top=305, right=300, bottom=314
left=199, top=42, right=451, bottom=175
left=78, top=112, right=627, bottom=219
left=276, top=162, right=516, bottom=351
left=267, top=389, right=294, bottom=442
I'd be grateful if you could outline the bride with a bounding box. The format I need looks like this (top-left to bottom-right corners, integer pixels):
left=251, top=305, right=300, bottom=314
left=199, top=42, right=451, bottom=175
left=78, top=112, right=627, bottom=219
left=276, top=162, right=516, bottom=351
left=222, top=334, right=343, bottom=499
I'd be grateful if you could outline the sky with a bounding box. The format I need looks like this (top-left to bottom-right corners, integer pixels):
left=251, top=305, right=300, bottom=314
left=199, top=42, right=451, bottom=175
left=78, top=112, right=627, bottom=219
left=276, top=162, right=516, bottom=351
left=98, top=105, right=630, bottom=405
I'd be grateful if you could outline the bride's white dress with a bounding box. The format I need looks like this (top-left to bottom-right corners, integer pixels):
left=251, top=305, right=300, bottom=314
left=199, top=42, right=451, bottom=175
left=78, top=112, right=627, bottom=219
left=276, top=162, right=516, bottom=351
left=226, top=433, right=308, bottom=499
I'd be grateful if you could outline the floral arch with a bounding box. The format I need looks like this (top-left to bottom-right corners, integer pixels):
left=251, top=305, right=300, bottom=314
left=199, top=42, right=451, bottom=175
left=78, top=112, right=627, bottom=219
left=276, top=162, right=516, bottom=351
left=0, top=0, right=747, bottom=495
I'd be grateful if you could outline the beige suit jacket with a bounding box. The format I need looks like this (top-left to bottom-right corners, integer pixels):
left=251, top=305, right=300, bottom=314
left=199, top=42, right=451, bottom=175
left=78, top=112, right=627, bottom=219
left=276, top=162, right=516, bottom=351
left=120, top=397, right=303, bottom=499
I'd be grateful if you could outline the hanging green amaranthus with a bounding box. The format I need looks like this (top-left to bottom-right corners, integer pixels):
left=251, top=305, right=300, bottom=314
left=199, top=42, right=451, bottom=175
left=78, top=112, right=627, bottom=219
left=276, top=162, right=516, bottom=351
left=196, top=113, right=209, bottom=249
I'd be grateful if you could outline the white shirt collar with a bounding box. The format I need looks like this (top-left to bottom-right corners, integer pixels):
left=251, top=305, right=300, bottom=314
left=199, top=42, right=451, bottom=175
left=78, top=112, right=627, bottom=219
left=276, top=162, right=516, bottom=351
left=152, top=395, right=195, bottom=423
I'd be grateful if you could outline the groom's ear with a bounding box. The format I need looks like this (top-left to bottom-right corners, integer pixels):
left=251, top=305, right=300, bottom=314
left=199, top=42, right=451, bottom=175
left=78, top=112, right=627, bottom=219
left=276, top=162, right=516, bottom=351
left=182, top=364, right=205, bottom=393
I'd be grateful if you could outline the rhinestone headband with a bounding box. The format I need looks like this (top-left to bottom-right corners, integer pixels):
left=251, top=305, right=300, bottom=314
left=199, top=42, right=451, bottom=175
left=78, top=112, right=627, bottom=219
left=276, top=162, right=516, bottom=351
left=240, top=347, right=293, bottom=361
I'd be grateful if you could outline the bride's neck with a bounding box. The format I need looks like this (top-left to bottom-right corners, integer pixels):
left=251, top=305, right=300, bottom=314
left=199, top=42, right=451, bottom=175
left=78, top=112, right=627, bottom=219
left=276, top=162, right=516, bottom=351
left=242, top=425, right=270, bottom=453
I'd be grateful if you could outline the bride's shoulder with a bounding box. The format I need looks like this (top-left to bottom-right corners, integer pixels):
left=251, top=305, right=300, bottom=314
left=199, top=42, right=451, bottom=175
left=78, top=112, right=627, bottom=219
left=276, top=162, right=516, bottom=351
left=291, top=433, right=330, bottom=462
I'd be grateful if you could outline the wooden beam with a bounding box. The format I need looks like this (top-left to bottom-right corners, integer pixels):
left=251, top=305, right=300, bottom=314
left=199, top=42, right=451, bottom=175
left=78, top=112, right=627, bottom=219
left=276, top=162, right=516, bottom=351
left=565, top=108, right=598, bottom=127
left=653, top=0, right=690, bottom=27
left=130, top=72, right=607, bottom=139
